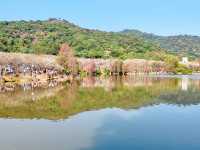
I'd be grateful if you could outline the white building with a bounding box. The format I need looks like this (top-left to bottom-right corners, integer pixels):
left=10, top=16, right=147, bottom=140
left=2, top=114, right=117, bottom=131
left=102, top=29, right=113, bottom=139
left=181, top=57, right=188, bottom=64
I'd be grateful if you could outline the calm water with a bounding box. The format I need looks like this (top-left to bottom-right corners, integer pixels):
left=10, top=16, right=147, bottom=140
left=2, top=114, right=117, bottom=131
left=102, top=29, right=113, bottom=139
left=0, top=76, right=200, bottom=150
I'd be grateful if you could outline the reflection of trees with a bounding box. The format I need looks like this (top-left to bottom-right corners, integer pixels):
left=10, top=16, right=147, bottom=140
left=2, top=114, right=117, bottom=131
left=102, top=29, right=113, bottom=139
left=159, top=89, right=200, bottom=106
left=81, top=76, right=180, bottom=91
left=0, top=85, right=65, bottom=106
left=0, top=77, right=200, bottom=119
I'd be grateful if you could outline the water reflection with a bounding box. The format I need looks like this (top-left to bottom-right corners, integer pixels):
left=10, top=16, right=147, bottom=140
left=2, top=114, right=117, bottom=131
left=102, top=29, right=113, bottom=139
left=0, top=76, right=200, bottom=119
left=0, top=106, right=200, bottom=150
left=181, top=77, right=189, bottom=91
left=0, top=79, right=60, bottom=93
left=0, top=76, right=200, bottom=149
left=82, top=106, right=200, bottom=150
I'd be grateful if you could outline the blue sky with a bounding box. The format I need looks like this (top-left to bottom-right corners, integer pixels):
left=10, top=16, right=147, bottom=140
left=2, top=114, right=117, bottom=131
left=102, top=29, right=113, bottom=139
left=0, top=0, right=199, bottom=36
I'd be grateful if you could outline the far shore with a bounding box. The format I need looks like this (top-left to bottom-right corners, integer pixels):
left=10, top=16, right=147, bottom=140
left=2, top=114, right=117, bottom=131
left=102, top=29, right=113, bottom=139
left=0, top=51, right=200, bottom=92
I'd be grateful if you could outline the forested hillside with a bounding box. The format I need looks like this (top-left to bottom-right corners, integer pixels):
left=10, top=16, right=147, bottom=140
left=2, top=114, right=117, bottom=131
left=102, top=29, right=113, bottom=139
left=121, top=29, right=200, bottom=59
left=0, top=19, right=171, bottom=60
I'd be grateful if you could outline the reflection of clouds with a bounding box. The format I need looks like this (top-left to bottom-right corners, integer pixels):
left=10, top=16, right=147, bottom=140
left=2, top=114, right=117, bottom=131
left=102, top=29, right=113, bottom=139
left=0, top=109, right=139, bottom=150
left=0, top=114, right=100, bottom=150
left=1, top=106, right=200, bottom=150
left=84, top=105, right=200, bottom=150
left=107, top=108, right=140, bottom=120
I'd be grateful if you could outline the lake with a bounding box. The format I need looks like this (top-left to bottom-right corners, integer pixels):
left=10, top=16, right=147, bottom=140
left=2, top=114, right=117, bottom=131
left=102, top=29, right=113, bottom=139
left=0, top=75, right=200, bottom=150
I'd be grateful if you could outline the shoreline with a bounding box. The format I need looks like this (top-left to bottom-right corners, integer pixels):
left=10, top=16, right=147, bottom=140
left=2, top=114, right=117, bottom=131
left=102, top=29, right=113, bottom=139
left=0, top=51, right=199, bottom=93
left=1, top=73, right=200, bottom=93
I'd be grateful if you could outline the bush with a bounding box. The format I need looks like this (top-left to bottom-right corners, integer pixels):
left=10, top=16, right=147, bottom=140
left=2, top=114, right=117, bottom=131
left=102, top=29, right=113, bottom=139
left=175, top=64, right=192, bottom=75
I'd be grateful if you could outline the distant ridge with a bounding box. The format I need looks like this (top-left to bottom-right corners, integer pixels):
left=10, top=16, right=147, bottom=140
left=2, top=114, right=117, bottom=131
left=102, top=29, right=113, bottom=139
left=120, top=29, right=200, bottom=59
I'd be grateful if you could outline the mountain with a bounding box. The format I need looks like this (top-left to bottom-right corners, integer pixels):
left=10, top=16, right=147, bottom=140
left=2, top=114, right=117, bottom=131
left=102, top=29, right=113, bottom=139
left=2, top=19, right=198, bottom=60
left=121, top=29, right=200, bottom=59
left=0, top=19, right=172, bottom=60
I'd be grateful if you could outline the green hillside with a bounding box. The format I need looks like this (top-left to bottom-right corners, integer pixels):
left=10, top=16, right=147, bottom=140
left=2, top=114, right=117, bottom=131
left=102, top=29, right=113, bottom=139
left=0, top=19, right=171, bottom=60
left=121, top=29, right=200, bottom=59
